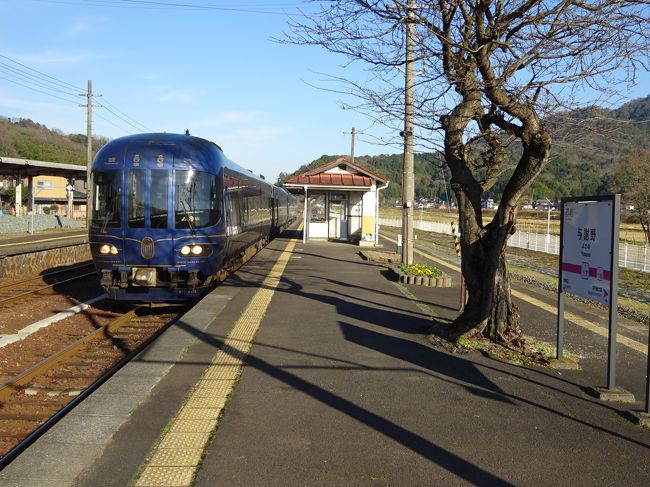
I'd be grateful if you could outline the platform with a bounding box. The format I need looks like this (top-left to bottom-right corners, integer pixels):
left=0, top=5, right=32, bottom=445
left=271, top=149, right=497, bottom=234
left=1, top=230, right=649, bottom=486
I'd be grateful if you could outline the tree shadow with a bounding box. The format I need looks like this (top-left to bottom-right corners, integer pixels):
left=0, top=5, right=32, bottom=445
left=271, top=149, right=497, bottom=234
left=168, top=318, right=515, bottom=486
left=339, top=321, right=513, bottom=403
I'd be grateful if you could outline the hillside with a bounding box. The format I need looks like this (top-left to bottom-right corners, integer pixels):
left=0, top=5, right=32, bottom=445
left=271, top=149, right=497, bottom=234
left=282, top=95, right=650, bottom=204
left=0, top=117, right=107, bottom=165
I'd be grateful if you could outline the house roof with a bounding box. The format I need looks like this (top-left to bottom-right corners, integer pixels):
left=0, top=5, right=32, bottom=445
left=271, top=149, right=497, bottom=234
left=283, top=157, right=388, bottom=190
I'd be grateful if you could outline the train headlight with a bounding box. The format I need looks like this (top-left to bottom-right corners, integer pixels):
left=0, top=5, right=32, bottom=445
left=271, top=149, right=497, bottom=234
left=179, top=244, right=210, bottom=257
left=99, top=244, right=119, bottom=255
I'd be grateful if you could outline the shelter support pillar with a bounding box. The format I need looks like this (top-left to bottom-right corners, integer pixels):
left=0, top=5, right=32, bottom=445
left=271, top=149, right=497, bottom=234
left=67, top=184, right=73, bottom=219
left=28, top=176, right=34, bottom=214
left=15, top=174, right=21, bottom=217
left=303, top=186, right=308, bottom=244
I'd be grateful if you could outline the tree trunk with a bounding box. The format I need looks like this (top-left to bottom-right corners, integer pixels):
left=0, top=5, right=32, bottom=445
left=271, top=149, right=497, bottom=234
left=452, top=218, right=524, bottom=346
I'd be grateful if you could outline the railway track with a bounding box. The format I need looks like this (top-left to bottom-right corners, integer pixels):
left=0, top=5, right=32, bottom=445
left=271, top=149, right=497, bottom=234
left=0, top=262, right=97, bottom=307
left=0, top=304, right=187, bottom=467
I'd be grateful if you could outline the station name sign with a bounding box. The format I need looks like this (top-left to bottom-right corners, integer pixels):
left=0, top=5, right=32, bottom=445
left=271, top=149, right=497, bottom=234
left=560, top=197, right=618, bottom=304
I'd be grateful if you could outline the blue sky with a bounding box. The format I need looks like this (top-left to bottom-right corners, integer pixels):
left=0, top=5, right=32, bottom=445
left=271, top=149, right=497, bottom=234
left=1, top=1, right=648, bottom=183
left=0, top=0, right=388, bottom=182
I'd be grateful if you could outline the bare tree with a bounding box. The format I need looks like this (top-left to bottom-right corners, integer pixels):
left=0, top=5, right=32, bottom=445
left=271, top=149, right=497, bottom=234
left=613, top=147, right=650, bottom=243
left=287, top=1, right=649, bottom=345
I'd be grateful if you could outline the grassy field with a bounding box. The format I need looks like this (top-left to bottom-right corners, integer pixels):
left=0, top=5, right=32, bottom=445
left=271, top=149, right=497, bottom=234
left=380, top=207, right=648, bottom=244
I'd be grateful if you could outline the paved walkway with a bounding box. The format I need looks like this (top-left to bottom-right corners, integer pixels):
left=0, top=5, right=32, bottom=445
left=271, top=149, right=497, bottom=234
left=1, top=231, right=648, bottom=486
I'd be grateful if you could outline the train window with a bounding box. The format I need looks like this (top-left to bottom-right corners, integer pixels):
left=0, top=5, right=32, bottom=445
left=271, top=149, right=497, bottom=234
left=91, top=171, right=121, bottom=229
left=150, top=169, right=169, bottom=229
left=175, top=170, right=221, bottom=229
left=128, top=169, right=146, bottom=228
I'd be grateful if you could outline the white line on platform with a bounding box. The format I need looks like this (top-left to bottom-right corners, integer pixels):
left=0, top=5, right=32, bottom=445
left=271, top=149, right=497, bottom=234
left=0, top=295, right=105, bottom=349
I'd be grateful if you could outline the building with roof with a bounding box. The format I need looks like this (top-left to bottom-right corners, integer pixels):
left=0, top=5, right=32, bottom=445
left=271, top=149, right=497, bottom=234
left=0, top=156, right=87, bottom=218
left=283, top=157, right=389, bottom=246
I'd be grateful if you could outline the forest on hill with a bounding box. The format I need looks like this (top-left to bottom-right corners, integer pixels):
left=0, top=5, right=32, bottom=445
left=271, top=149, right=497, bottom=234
left=1, top=95, right=648, bottom=206
left=0, top=117, right=107, bottom=165
left=281, top=95, right=650, bottom=205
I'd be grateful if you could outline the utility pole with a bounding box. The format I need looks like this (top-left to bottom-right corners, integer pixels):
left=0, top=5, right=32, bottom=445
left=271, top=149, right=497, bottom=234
left=80, top=80, right=99, bottom=225
left=401, top=0, right=415, bottom=265
left=343, top=127, right=357, bottom=163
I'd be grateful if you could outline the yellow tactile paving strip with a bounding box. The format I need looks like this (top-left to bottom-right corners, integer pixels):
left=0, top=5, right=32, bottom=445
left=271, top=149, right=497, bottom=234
left=133, top=237, right=297, bottom=487
left=381, top=234, right=647, bottom=356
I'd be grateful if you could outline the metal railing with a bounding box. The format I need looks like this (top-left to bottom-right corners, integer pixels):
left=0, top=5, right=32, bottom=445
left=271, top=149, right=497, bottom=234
left=379, top=217, right=649, bottom=273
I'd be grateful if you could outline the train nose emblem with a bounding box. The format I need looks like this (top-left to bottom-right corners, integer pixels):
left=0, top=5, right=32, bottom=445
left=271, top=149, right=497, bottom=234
left=141, top=237, right=155, bottom=259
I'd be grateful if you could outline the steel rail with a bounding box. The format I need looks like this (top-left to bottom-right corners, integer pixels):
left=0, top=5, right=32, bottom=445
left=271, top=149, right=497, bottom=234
left=0, top=262, right=95, bottom=293
left=0, top=271, right=97, bottom=306
left=0, top=307, right=140, bottom=402
left=0, top=305, right=184, bottom=470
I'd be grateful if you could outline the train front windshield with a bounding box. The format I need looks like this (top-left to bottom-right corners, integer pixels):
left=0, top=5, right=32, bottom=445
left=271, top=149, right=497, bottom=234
left=92, top=169, right=221, bottom=231
left=91, top=171, right=121, bottom=229
left=175, top=170, right=221, bottom=229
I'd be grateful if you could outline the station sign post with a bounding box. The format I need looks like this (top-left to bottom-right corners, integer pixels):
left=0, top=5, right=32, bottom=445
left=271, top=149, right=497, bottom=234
left=556, top=195, right=631, bottom=398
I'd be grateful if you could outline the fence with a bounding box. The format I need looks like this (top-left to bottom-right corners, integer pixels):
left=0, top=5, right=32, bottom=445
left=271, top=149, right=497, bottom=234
left=379, top=217, right=649, bottom=273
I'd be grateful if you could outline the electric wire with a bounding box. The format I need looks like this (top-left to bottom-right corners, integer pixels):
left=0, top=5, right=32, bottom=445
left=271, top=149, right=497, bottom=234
left=0, top=52, right=151, bottom=136
left=100, top=104, right=151, bottom=133
left=31, top=0, right=307, bottom=15
left=0, top=53, right=84, bottom=93
left=0, top=61, right=80, bottom=98
left=94, top=110, right=136, bottom=134
left=0, top=75, right=80, bottom=105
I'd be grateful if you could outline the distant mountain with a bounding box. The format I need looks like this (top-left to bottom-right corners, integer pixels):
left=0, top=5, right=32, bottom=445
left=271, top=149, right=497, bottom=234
left=0, top=116, right=107, bottom=166
left=282, top=95, right=650, bottom=204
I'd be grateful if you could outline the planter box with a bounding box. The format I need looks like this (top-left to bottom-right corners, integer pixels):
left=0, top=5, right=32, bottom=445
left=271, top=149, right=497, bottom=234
left=387, top=267, right=452, bottom=287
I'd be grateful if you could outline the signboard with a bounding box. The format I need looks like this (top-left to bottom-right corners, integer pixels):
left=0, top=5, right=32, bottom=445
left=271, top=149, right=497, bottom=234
left=560, top=198, right=616, bottom=304
left=557, top=194, right=621, bottom=391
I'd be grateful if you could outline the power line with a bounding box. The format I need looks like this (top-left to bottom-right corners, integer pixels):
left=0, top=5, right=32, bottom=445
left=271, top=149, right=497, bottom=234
left=0, top=61, right=80, bottom=98
left=94, top=111, right=133, bottom=134
left=0, top=52, right=152, bottom=136
left=32, top=0, right=306, bottom=15
left=0, top=53, right=84, bottom=92
left=0, top=75, right=80, bottom=105
left=100, top=103, right=151, bottom=132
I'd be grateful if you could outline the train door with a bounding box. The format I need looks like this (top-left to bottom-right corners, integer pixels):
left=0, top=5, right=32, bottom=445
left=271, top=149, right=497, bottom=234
left=122, top=145, right=174, bottom=265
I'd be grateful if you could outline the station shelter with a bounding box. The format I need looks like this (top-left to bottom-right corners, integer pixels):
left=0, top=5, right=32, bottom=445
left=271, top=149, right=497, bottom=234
left=283, top=157, right=389, bottom=246
left=0, top=156, right=87, bottom=218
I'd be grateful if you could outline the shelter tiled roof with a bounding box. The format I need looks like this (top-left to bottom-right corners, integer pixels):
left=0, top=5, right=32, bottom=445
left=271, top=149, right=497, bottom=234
left=283, top=157, right=388, bottom=189
left=284, top=173, right=372, bottom=187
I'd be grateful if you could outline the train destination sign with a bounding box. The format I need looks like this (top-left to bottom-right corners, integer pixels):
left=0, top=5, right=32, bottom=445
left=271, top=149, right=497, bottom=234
left=560, top=198, right=618, bottom=304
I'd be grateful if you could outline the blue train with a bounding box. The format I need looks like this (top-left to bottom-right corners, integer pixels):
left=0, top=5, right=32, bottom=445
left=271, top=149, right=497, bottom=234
left=89, top=132, right=296, bottom=301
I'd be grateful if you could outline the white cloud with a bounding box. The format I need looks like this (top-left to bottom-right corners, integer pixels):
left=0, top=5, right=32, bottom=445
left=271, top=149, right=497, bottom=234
left=216, top=125, right=290, bottom=143
left=5, top=50, right=95, bottom=66
left=66, top=16, right=107, bottom=37
left=154, top=89, right=193, bottom=104
left=192, top=111, right=262, bottom=129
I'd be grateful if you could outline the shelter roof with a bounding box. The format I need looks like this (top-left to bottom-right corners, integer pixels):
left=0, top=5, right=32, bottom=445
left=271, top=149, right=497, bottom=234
left=0, top=157, right=87, bottom=179
left=284, top=157, right=388, bottom=191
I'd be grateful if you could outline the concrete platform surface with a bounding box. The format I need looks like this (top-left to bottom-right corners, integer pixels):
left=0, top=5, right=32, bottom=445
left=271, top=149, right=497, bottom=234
left=1, top=231, right=649, bottom=486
